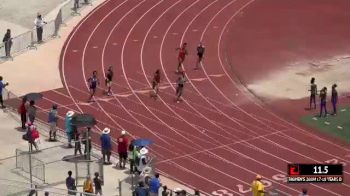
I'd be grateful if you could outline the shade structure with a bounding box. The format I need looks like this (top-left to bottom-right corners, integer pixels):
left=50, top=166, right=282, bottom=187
left=24, top=93, right=43, bottom=101
left=71, top=113, right=97, bottom=127
left=132, top=138, right=153, bottom=147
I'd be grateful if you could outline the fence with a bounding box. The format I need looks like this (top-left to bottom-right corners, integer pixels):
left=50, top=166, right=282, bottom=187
left=0, top=179, right=98, bottom=196
left=16, top=148, right=46, bottom=183
left=0, top=0, right=95, bottom=62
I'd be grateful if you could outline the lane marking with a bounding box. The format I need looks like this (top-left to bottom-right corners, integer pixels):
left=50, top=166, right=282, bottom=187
left=72, top=49, right=79, bottom=52
left=209, top=74, right=225, bottom=77
left=192, top=29, right=198, bottom=32
left=92, top=46, right=98, bottom=49
left=153, top=35, right=158, bottom=38
left=112, top=42, right=118, bottom=46
left=172, top=32, right=178, bottom=35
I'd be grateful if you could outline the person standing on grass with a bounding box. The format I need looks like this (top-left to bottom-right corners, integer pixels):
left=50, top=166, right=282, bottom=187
left=2, top=29, right=12, bottom=57
left=0, top=76, right=9, bottom=109
left=87, top=70, right=100, bottom=102
left=309, top=77, right=317, bottom=109
left=175, top=43, right=188, bottom=73
left=175, top=72, right=186, bottom=103
left=105, top=66, right=113, bottom=96
left=65, top=111, right=75, bottom=148
left=34, top=13, right=47, bottom=43
left=331, top=84, right=338, bottom=115
left=48, top=104, right=58, bottom=141
left=149, top=173, right=162, bottom=196
left=195, top=42, right=205, bottom=70
left=28, top=100, right=37, bottom=123
left=93, top=172, right=103, bottom=195
left=117, top=130, right=128, bottom=169
left=100, top=127, right=112, bottom=164
left=319, top=87, right=328, bottom=117
left=66, top=171, right=76, bottom=195
left=18, top=97, right=27, bottom=129
left=151, top=69, right=161, bottom=99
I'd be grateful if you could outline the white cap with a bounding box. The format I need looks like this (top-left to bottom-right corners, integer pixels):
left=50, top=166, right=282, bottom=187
left=102, top=127, right=110, bottom=134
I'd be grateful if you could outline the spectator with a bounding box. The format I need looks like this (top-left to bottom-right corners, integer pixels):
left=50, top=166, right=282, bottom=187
left=74, top=130, right=82, bottom=156
left=162, top=186, right=171, bottom=196
left=66, top=171, right=76, bottom=195
left=100, top=127, right=112, bottom=164
left=194, top=189, right=200, bottom=196
left=299, top=188, right=309, bottom=196
left=93, top=172, right=103, bottom=195
left=83, top=128, right=92, bottom=159
left=319, top=87, right=328, bottom=117
left=18, top=97, right=27, bottom=129
left=31, top=125, right=40, bottom=150
left=149, top=173, right=162, bottom=196
left=331, top=84, right=338, bottom=115
left=74, top=0, right=80, bottom=11
left=25, top=123, right=39, bottom=151
left=27, top=100, right=37, bottom=123
left=136, top=147, right=148, bottom=174
left=128, top=141, right=136, bottom=174
left=0, top=76, right=9, bottom=109
left=134, top=181, right=149, bottom=196
left=44, top=191, right=49, bottom=196
left=48, top=104, right=58, bottom=141
left=83, top=175, right=94, bottom=194
left=117, top=130, right=128, bottom=169
left=251, top=175, right=265, bottom=196
left=2, top=29, right=12, bottom=57
left=173, top=188, right=183, bottom=196
left=65, top=111, right=75, bottom=148
left=34, top=13, right=47, bottom=43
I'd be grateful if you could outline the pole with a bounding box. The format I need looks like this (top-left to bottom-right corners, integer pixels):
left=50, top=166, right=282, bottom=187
left=28, top=142, right=33, bottom=189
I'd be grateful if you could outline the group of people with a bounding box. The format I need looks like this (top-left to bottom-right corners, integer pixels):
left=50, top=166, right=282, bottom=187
left=134, top=172, right=201, bottom=196
left=86, top=42, right=205, bottom=103
left=309, top=77, right=338, bottom=117
left=66, top=170, right=103, bottom=195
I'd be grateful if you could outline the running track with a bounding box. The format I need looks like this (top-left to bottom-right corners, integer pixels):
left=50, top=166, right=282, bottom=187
left=21, top=0, right=350, bottom=195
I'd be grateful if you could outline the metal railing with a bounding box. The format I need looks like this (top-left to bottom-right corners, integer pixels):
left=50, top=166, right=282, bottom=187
left=0, top=0, right=95, bottom=62
left=16, top=148, right=46, bottom=183
left=0, top=179, right=98, bottom=196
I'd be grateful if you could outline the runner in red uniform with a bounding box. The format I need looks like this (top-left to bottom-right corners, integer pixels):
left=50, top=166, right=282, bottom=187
left=175, top=43, right=188, bottom=73
left=150, top=69, right=161, bottom=99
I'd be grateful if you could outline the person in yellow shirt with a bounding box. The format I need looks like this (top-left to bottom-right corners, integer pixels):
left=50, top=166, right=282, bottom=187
left=252, top=175, right=265, bottom=196
left=83, top=175, right=94, bottom=195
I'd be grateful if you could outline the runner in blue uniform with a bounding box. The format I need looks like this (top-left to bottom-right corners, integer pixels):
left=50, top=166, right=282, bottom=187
left=87, top=71, right=100, bottom=102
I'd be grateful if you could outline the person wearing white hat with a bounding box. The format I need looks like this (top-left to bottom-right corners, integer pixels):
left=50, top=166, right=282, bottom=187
left=100, top=127, right=112, bottom=164
left=65, top=111, right=75, bottom=148
left=117, top=130, right=128, bottom=168
left=136, top=147, right=149, bottom=175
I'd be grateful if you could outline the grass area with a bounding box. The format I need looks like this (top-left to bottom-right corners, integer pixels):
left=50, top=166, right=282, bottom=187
left=301, top=108, right=350, bottom=142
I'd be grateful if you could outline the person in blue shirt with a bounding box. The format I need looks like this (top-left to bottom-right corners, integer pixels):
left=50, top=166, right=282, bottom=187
left=149, top=173, right=161, bottom=196
left=87, top=71, right=100, bottom=102
left=0, top=76, right=9, bottom=108
left=100, top=127, right=112, bottom=164
left=134, top=181, right=149, bottom=196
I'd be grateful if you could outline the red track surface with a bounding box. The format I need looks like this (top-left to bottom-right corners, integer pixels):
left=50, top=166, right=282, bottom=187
left=26, top=0, right=350, bottom=195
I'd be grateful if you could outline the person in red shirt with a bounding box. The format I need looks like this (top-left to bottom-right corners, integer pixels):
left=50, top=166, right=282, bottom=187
left=117, top=130, right=128, bottom=169
left=175, top=43, right=188, bottom=73
left=18, top=97, right=27, bottom=129
left=151, top=69, right=161, bottom=99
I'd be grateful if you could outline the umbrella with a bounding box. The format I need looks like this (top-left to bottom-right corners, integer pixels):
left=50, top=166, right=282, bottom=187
left=24, top=93, right=43, bottom=101
left=71, top=113, right=97, bottom=127
left=132, top=138, right=153, bottom=147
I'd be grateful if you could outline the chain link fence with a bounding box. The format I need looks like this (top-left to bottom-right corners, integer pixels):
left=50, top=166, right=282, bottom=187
left=0, top=0, right=95, bottom=62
